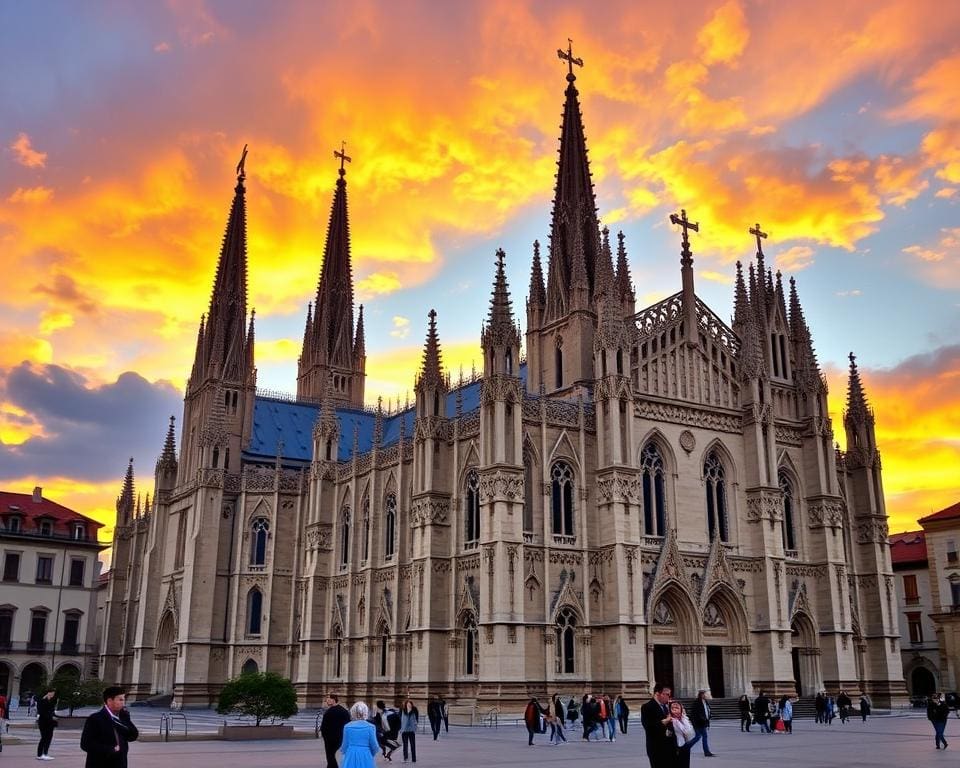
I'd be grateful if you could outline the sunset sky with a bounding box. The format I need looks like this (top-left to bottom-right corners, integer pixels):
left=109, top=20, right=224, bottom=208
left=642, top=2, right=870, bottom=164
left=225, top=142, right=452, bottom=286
left=1, top=0, right=958, bottom=541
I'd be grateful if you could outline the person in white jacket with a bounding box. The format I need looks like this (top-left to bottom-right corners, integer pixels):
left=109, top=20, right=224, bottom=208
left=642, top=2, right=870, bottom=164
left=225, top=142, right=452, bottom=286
left=669, top=701, right=696, bottom=768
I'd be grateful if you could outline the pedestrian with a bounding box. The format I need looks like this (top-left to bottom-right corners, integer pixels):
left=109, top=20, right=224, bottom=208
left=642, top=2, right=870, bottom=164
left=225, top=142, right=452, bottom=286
left=670, top=701, right=696, bottom=768
left=604, top=695, right=617, bottom=741
left=0, top=691, right=6, bottom=753
left=26, top=692, right=36, bottom=717
left=426, top=696, right=442, bottom=741
left=400, top=699, right=418, bottom=763
left=35, top=688, right=58, bottom=760
left=79, top=685, right=139, bottom=768
left=524, top=697, right=544, bottom=746
left=738, top=694, right=752, bottom=732
left=341, top=702, right=380, bottom=768
left=320, top=693, right=352, bottom=768
left=815, top=691, right=825, bottom=724
left=550, top=694, right=567, bottom=744
left=566, top=696, right=579, bottom=730
left=615, top=694, right=630, bottom=734
left=439, top=696, right=449, bottom=733
left=837, top=690, right=852, bottom=723
left=641, top=683, right=676, bottom=768
left=826, top=694, right=836, bottom=724
left=780, top=696, right=794, bottom=733
left=859, top=692, right=871, bottom=722
left=753, top=691, right=771, bottom=734
left=374, top=700, right=399, bottom=761
left=928, top=693, right=950, bottom=749
left=691, top=689, right=716, bottom=756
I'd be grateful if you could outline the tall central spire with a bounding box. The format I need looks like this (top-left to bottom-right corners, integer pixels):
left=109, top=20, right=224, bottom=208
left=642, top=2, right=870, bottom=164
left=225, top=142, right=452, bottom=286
left=298, top=143, right=365, bottom=406
left=544, top=38, right=601, bottom=322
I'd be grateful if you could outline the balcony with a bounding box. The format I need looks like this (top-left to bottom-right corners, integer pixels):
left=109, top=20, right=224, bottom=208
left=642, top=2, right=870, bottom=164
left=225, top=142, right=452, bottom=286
left=552, top=534, right=576, bottom=546
left=1, top=641, right=96, bottom=654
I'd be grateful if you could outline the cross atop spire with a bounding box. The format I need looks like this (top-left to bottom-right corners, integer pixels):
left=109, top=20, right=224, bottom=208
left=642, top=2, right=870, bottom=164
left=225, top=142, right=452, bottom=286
left=236, top=143, right=248, bottom=180
left=334, top=140, right=352, bottom=177
left=670, top=209, right=700, bottom=257
left=750, top=222, right=767, bottom=256
left=557, top=38, right=584, bottom=81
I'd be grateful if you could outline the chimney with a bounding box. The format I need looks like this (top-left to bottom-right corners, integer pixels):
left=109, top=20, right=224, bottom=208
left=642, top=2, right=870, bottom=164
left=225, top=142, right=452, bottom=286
left=32, top=486, right=42, bottom=503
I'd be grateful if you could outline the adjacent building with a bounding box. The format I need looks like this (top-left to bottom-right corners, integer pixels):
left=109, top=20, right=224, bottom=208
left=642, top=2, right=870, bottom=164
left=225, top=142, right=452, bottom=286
left=102, top=50, right=906, bottom=708
left=0, top=486, right=106, bottom=702
left=920, top=502, right=960, bottom=694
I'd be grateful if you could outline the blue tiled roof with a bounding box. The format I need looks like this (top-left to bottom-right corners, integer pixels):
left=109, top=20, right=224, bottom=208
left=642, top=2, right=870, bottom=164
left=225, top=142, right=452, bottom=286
left=244, top=363, right=526, bottom=464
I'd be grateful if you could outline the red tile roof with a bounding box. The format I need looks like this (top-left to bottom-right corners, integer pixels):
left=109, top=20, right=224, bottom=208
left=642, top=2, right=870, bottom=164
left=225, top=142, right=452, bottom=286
left=0, top=489, right=104, bottom=536
left=920, top=500, right=960, bottom=526
left=889, top=530, right=927, bottom=566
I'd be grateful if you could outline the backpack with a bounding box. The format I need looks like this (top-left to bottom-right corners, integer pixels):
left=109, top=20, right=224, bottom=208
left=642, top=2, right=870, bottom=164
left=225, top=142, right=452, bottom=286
left=386, top=709, right=401, bottom=736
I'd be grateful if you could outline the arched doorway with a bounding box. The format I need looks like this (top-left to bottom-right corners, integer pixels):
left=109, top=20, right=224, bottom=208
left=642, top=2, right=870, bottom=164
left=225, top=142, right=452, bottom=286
left=790, top=613, right=822, bottom=696
left=54, top=663, right=81, bottom=681
left=154, top=611, right=177, bottom=694
left=19, top=662, right=46, bottom=699
left=241, top=659, right=258, bottom=675
left=701, top=587, right=750, bottom=698
left=0, top=661, right=10, bottom=698
left=911, top=666, right=936, bottom=697
left=649, top=584, right=701, bottom=697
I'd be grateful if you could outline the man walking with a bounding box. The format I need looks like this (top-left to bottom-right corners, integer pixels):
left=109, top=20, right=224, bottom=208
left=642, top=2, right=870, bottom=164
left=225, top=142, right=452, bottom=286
left=427, top=696, right=443, bottom=741
left=35, top=688, right=57, bottom=760
left=691, top=690, right=716, bottom=756
left=319, top=693, right=351, bottom=768
left=641, top=684, right=676, bottom=768
left=80, top=686, right=139, bottom=768
left=753, top=691, right=771, bottom=734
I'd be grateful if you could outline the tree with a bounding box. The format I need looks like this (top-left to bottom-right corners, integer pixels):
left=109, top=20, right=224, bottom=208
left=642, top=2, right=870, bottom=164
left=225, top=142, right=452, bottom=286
left=50, top=671, right=105, bottom=715
left=216, top=671, right=298, bottom=726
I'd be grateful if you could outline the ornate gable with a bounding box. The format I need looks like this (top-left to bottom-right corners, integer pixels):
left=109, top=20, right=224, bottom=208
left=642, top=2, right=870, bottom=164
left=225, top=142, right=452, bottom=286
left=456, top=575, right=480, bottom=619
left=700, top=534, right=742, bottom=608
left=550, top=568, right=585, bottom=621
left=789, top=579, right=811, bottom=621
left=646, top=527, right=690, bottom=610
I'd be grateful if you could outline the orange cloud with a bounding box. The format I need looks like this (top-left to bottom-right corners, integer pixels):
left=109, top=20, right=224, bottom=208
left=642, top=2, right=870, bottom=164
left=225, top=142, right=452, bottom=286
left=697, top=0, right=750, bottom=67
left=9, top=132, right=47, bottom=168
left=7, top=186, right=53, bottom=204
left=775, top=245, right=815, bottom=272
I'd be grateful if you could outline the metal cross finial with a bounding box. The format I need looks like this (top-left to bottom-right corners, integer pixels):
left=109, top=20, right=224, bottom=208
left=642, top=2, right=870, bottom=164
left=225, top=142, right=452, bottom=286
left=669, top=208, right=700, bottom=249
left=849, top=351, right=857, bottom=366
left=236, top=143, right=249, bottom=179
left=557, top=38, right=584, bottom=78
left=750, top=222, right=768, bottom=255
left=334, top=140, right=352, bottom=176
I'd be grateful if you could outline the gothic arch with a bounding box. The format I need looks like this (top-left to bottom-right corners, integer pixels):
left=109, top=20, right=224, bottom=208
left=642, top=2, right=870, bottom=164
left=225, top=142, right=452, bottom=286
left=791, top=610, right=818, bottom=646
left=383, top=471, right=398, bottom=496
left=246, top=497, right=272, bottom=525
left=154, top=610, right=178, bottom=694
left=701, top=583, right=749, bottom=644
left=547, top=430, right=582, bottom=476
left=522, top=431, right=541, bottom=466
left=338, top=484, right=353, bottom=509
left=459, top=442, right=481, bottom=478
left=636, top=427, right=678, bottom=474
left=649, top=581, right=701, bottom=645
left=699, top=438, right=739, bottom=485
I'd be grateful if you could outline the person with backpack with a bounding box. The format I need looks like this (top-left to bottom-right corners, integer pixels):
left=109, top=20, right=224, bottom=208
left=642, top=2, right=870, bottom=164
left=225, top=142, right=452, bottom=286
left=373, top=700, right=399, bottom=761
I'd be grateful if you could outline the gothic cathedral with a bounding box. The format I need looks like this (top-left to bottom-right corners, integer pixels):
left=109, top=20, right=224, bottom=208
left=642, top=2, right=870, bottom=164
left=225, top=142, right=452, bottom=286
left=101, top=50, right=906, bottom=708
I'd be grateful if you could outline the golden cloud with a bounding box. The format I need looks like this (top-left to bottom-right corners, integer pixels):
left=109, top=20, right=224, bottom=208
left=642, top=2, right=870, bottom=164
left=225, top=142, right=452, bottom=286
left=9, top=133, right=47, bottom=168
left=7, top=186, right=54, bottom=204
left=774, top=245, right=815, bottom=272
left=697, top=0, right=750, bottom=67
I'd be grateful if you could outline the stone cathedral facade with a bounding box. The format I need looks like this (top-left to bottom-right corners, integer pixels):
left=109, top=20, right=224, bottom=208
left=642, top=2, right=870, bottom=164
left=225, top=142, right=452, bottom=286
left=101, top=57, right=906, bottom=708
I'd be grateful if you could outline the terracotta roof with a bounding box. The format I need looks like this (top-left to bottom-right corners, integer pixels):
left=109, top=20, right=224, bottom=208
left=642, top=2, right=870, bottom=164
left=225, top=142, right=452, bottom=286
left=0, top=489, right=104, bottom=537
left=920, top=500, right=960, bottom=526
left=889, top=530, right=927, bottom=566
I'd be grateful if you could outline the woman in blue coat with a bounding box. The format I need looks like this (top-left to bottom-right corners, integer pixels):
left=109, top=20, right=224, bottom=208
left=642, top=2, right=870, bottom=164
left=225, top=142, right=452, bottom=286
left=341, top=702, right=381, bottom=768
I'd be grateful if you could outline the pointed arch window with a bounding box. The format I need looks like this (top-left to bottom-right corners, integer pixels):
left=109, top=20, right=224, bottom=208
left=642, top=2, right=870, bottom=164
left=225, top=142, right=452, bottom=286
left=465, top=469, right=480, bottom=547
left=379, top=628, right=389, bottom=677
left=334, top=625, right=343, bottom=678
left=247, top=588, right=263, bottom=635
left=250, top=517, right=269, bottom=566
left=555, top=607, right=577, bottom=674
left=463, top=613, right=478, bottom=676
left=384, top=493, right=396, bottom=560
left=339, top=508, right=351, bottom=569
left=555, top=339, right=564, bottom=389
left=779, top=471, right=796, bottom=552
left=522, top=448, right=534, bottom=533
left=640, top=442, right=666, bottom=536
left=505, top=348, right=513, bottom=375
left=241, top=658, right=258, bottom=675
left=704, top=451, right=729, bottom=542
left=551, top=461, right=575, bottom=537
left=361, top=497, right=371, bottom=565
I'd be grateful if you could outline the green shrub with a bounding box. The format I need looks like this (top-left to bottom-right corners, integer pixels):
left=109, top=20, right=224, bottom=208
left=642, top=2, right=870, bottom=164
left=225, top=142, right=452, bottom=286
left=50, top=671, right=105, bottom=715
left=215, top=671, right=298, bottom=726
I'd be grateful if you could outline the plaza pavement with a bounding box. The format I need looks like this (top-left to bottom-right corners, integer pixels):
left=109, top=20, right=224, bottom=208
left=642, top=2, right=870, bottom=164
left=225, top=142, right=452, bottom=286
left=0, top=710, right=954, bottom=768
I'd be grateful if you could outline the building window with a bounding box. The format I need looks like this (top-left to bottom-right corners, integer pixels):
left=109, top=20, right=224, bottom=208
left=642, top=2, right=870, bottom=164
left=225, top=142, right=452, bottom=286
left=384, top=494, right=396, bottom=560
left=907, top=611, right=923, bottom=644
left=951, top=580, right=960, bottom=609
left=465, top=470, right=480, bottom=547
left=779, top=471, right=796, bottom=552
left=36, top=555, right=54, bottom=585
left=7, top=517, right=21, bottom=533
left=241, top=658, right=258, bottom=675
left=334, top=626, right=343, bottom=677
left=174, top=513, right=187, bottom=570
left=903, top=574, right=920, bottom=606
left=62, top=612, right=81, bottom=653
left=555, top=607, right=577, bottom=674
left=522, top=449, right=534, bottom=533
left=339, top=508, right=351, bottom=569
left=39, top=520, right=52, bottom=536
left=704, top=451, right=729, bottom=542
left=551, top=461, right=575, bottom=537
left=379, top=631, right=389, bottom=677
left=251, top=518, right=269, bottom=566
left=555, top=340, right=563, bottom=389
left=0, top=607, right=13, bottom=650
left=640, top=442, right=666, bottom=536
left=71, top=523, right=86, bottom=540
left=69, top=558, right=85, bottom=587
left=947, top=540, right=958, bottom=565
left=3, top=552, right=21, bottom=582
left=463, top=614, right=478, bottom=676
left=247, top=589, right=263, bottom=635
left=361, top=498, right=371, bottom=565
left=29, top=609, right=48, bottom=650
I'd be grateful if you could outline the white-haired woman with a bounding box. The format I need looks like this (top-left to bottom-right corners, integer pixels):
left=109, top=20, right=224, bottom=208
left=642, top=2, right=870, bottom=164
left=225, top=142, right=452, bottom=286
left=341, top=701, right=380, bottom=768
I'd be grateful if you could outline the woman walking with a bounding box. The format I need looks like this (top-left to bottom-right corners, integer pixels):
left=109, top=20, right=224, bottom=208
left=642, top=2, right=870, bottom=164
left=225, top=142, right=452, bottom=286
left=341, top=702, right=381, bottom=768
left=780, top=696, right=794, bottom=734
left=928, top=693, right=950, bottom=749
left=524, top=697, right=544, bottom=746
left=550, top=695, right=567, bottom=745
left=859, top=693, right=871, bottom=723
left=670, top=701, right=697, bottom=768
left=400, top=699, right=418, bottom=763
left=738, top=694, right=752, bottom=732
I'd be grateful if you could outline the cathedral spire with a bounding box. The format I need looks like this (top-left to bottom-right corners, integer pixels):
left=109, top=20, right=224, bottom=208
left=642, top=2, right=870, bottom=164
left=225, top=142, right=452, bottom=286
left=595, top=226, right=616, bottom=297
left=482, top=249, right=522, bottom=376
left=789, top=277, right=821, bottom=393
left=353, top=304, right=366, bottom=359
left=116, top=457, right=135, bottom=526
left=418, top=309, right=444, bottom=389
left=192, top=148, right=250, bottom=388
left=545, top=39, right=601, bottom=321
left=845, top=352, right=872, bottom=425
left=156, top=415, right=178, bottom=474
left=615, top=230, right=635, bottom=308
left=733, top=261, right=764, bottom=380
left=528, top=240, right=546, bottom=308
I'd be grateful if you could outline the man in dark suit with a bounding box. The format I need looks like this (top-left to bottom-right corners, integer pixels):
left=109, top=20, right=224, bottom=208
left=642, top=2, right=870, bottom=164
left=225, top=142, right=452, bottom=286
left=80, top=686, right=139, bottom=768
left=319, top=693, right=351, bottom=768
left=640, top=683, right=676, bottom=768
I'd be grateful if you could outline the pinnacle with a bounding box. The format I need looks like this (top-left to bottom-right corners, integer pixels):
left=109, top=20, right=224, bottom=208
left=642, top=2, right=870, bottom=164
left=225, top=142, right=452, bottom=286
left=116, top=457, right=135, bottom=523
left=156, top=415, right=178, bottom=473
left=846, top=351, right=871, bottom=422
left=615, top=230, right=634, bottom=303
left=529, top=240, right=546, bottom=307
left=419, top=309, right=444, bottom=388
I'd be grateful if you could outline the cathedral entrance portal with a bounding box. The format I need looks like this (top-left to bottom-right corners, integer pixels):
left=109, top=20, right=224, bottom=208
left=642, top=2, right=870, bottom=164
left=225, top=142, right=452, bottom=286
left=653, top=645, right=675, bottom=690
left=706, top=646, right=725, bottom=698
left=790, top=614, right=822, bottom=695
left=154, top=611, right=177, bottom=694
left=792, top=647, right=802, bottom=695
